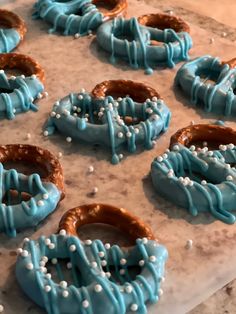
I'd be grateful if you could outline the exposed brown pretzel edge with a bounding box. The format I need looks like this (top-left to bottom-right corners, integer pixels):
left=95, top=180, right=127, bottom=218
left=93, top=0, right=127, bottom=22
left=138, top=13, right=190, bottom=33
left=170, top=124, right=236, bottom=148
left=58, top=203, right=155, bottom=244
left=0, top=144, right=65, bottom=199
left=222, top=58, right=236, bottom=69
left=91, top=80, right=161, bottom=102
left=0, top=53, right=45, bottom=84
left=0, top=9, right=27, bottom=41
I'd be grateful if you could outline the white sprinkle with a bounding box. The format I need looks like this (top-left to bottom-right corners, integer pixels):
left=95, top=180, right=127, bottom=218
left=92, top=187, right=98, bottom=194
left=94, top=284, right=102, bottom=292
left=190, top=120, right=195, bottom=125
left=160, top=276, right=165, bottom=283
left=37, top=200, right=44, bottom=206
left=49, top=243, right=55, bottom=250
left=60, top=281, right=68, bottom=289
left=149, top=256, right=156, bottom=263
left=66, top=137, right=72, bottom=143
left=225, top=164, right=231, bottom=169
left=226, top=175, right=233, bottom=181
left=152, top=96, right=158, bottom=102
left=24, top=238, right=30, bottom=243
left=201, top=180, right=207, bottom=185
left=56, top=114, right=61, bottom=119
left=80, top=88, right=85, bottom=93
left=51, top=258, right=58, bottom=264
left=43, top=130, right=49, bottom=137
left=17, top=248, right=23, bottom=255
left=67, top=262, right=72, bottom=269
left=202, top=141, right=208, bottom=147
left=74, top=33, right=80, bottom=39
left=21, top=74, right=25, bottom=79
left=146, top=108, right=153, bottom=114
left=114, top=101, right=119, bottom=107
left=101, top=260, right=107, bottom=267
left=42, top=256, right=48, bottom=263
left=151, top=114, right=159, bottom=121
left=126, top=132, right=132, bottom=138
left=85, top=239, right=92, bottom=245
left=77, top=107, right=81, bottom=113
left=91, top=261, right=97, bottom=268
left=105, top=243, right=111, bottom=249
left=117, top=132, right=124, bottom=138
left=120, top=258, right=127, bottom=265
left=228, top=143, right=234, bottom=150
left=78, top=95, right=83, bottom=100
left=125, top=285, right=133, bottom=293
left=45, top=285, right=51, bottom=293
left=98, top=251, right=105, bottom=258
left=209, top=38, right=215, bottom=44
left=58, top=152, right=63, bottom=159
left=139, top=260, right=145, bottom=267
left=119, top=154, right=123, bottom=159
left=189, top=145, right=196, bottom=151
left=82, top=300, right=89, bottom=308
left=185, top=239, right=193, bottom=249
left=26, top=263, right=34, bottom=270
left=44, top=92, right=49, bottom=98
left=192, top=151, right=197, bottom=157
left=39, top=261, right=45, bottom=267
left=158, top=288, right=164, bottom=296
left=120, top=269, right=125, bottom=275
left=117, top=97, right=123, bottom=102
left=134, top=128, right=139, bottom=134
left=37, top=93, right=42, bottom=99
left=208, top=151, right=214, bottom=156
left=26, top=133, right=31, bottom=140
left=69, top=245, right=76, bottom=252
left=106, top=272, right=111, bottom=278
left=131, top=304, right=138, bottom=312
left=62, top=290, right=69, bottom=298
left=173, top=144, right=179, bottom=151
left=157, top=156, right=163, bottom=162
left=59, top=229, right=67, bottom=236
left=167, top=170, right=174, bottom=178
left=63, top=109, right=69, bottom=116
left=45, top=238, right=51, bottom=245
left=178, top=177, right=184, bottom=183
left=40, top=266, right=47, bottom=273
left=88, top=165, right=94, bottom=173
left=222, top=31, right=227, bottom=37
left=31, top=74, right=37, bottom=79
left=219, top=144, right=227, bottom=151
left=21, top=250, right=29, bottom=257
left=45, top=273, right=51, bottom=279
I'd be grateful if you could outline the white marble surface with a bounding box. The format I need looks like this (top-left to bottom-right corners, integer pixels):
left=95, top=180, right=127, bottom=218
left=1, top=0, right=236, bottom=314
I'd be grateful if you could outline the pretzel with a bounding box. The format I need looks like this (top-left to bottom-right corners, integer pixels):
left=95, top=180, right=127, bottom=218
left=0, top=53, right=45, bottom=119
left=96, top=15, right=192, bottom=74
left=44, top=80, right=171, bottom=164
left=0, top=144, right=64, bottom=237
left=16, top=204, right=168, bottom=313
left=33, top=0, right=127, bottom=36
left=175, top=55, right=236, bottom=116
left=0, top=53, right=45, bottom=84
left=59, top=203, right=155, bottom=242
left=0, top=9, right=27, bottom=52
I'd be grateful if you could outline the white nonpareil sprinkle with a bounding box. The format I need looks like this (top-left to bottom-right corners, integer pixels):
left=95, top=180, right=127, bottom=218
left=149, top=256, right=156, bottom=262
left=43, top=193, right=49, bottom=200
left=88, top=165, right=94, bottom=173
left=59, top=229, right=66, bottom=236
left=158, top=288, right=164, bottom=296
left=131, top=304, right=138, bottom=311
left=92, top=187, right=98, bottom=194
left=185, top=239, right=193, bottom=249
left=94, top=284, right=103, bottom=292
left=139, top=260, right=145, bottom=267
left=37, top=200, right=44, bottom=206
left=26, top=133, right=31, bottom=140
left=66, top=137, right=72, bottom=143
left=82, top=300, right=89, bottom=308
left=74, top=33, right=80, bottom=39
left=58, top=152, right=63, bottom=158
left=105, top=243, right=110, bottom=249
left=209, top=38, right=215, bottom=44
left=51, top=258, right=58, bottom=264
left=59, top=281, right=68, bottom=289
left=49, top=243, right=55, bottom=249
left=226, top=175, right=233, bottom=181
left=62, top=290, right=69, bottom=298
left=85, top=239, right=92, bottom=245
left=69, top=245, right=76, bottom=252
left=119, top=154, right=123, bottom=159
left=45, top=285, right=51, bottom=292
left=125, top=285, right=133, bottom=293
left=120, top=258, right=127, bottom=265
left=43, top=130, right=49, bottom=137
left=26, top=263, right=34, bottom=270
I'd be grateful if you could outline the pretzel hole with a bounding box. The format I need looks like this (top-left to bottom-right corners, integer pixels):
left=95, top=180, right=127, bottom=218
left=102, top=85, right=150, bottom=103
left=195, top=68, right=221, bottom=85
left=3, top=160, right=48, bottom=177
left=93, top=0, right=117, bottom=13
left=2, top=190, right=31, bottom=205
left=115, top=28, right=136, bottom=42
left=78, top=223, right=132, bottom=246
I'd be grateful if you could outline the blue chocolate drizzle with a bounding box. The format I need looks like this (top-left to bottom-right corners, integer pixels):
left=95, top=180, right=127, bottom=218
left=175, top=55, right=236, bottom=116
left=43, top=91, right=171, bottom=164
left=96, top=17, right=192, bottom=74
left=16, top=233, right=168, bottom=313
left=151, top=144, right=236, bottom=224
left=0, top=27, right=21, bottom=53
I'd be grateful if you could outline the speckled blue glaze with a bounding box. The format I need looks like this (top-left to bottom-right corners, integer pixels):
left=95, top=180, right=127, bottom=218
left=0, top=28, right=21, bottom=53
left=151, top=144, right=236, bottom=224
left=0, top=70, right=44, bottom=119
left=33, top=0, right=103, bottom=36
left=44, top=91, right=171, bottom=164
left=16, top=233, right=168, bottom=314
left=96, top=17, right=192, bottom=74
left=175, top=55, right=236, bottom=116
left=0, top=164, right=61, bottom=237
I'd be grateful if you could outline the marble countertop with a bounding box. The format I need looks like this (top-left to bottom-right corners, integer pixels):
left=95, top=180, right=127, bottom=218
left=1, top=0, right=236, bottom=313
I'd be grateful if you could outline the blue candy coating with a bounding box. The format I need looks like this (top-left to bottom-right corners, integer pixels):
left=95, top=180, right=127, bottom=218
left=0, top=71, right=44, bottom=119
left=16, top=234, right=168, bottom=314
left=33, top=0, right=103, bottom=36
left=0, top=28, right=21, bottom=53
left=0, top=164, right=61, bottom=237
left=175, top=55, right=236, bottom=116
left=151, top=145, right=236, bottom=224
left=44, top=91, right=171, bottom=164
left=96, top=17, right=192, bottom=74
